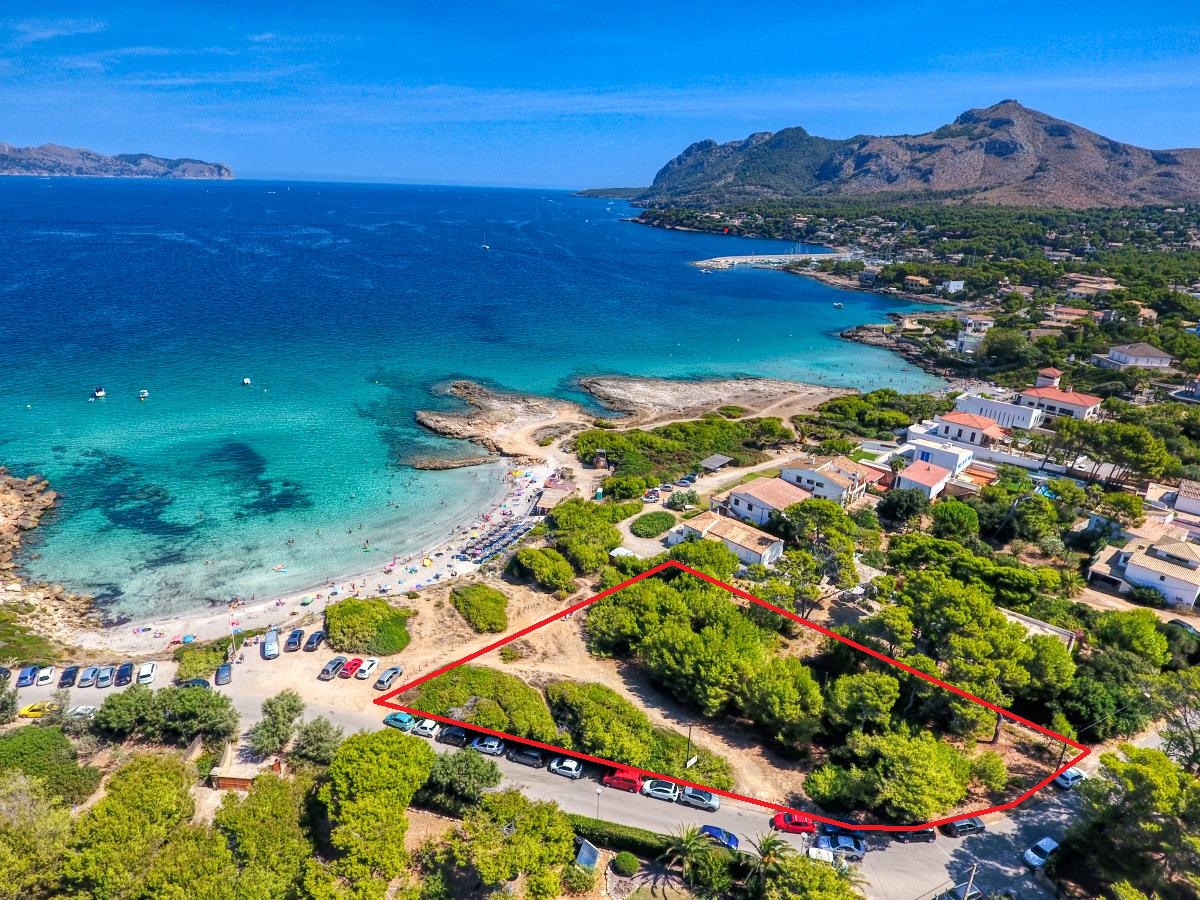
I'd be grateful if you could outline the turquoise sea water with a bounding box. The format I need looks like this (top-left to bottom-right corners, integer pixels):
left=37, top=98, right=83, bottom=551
left=0, top=180, right=941, bottom=620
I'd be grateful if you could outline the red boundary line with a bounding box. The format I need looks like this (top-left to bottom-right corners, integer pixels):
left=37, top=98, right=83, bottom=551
left=373, top=560, right=1089, bottom=831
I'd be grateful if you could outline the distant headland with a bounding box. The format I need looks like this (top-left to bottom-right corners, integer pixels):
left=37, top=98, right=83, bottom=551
left=0, top=142, right=233, bottom=179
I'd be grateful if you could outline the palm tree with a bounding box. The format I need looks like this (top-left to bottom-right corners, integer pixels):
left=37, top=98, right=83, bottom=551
left=745, top=832, right=795, bottom=897
left=659, top=825, right=710, bottom=884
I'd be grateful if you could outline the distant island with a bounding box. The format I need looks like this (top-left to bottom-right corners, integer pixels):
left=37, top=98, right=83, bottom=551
left=0, top=142, right=233, bottom=179
left=585, top=99, right=1200, bottom=209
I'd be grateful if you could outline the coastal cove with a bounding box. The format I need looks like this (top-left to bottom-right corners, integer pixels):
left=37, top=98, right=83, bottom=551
left=0, top=179, right=942, bottom=621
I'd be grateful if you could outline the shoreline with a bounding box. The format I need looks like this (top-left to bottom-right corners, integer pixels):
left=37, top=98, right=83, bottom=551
left=4, top=372, right=851, bottom=658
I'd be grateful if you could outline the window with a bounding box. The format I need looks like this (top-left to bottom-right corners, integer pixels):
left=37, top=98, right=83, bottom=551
left=1160, top=575, right=1166, bottom=581
left=955, top=428, right=963, bottom=439
left=732, top=498, right=740, bottom=507
left=919, top=451, right=931, bottom=462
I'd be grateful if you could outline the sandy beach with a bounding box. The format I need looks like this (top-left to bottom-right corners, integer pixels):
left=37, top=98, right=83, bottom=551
left=3, top=373, right=852, bottom=659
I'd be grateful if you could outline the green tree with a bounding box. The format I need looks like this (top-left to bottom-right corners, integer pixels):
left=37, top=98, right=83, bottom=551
left=1014, top=494, right=1059, bottom=541
left=660, top=825, right=711, bottom=883
left=1093, top=609, right=1171, bottom=668
left=455, top=790, right=574, bottom=894
left=851, top=731, right=972, bottom=822
left=825, top=672, right=900, bottom=733
left=321, top=730, right=436, bottom=884
left=763, top=853, right=864, bottom=900
left=215, top=772, right=314, bottom=899
left=0, top=687, right=15, bottom=725
left=876, top=488, right=929, bottom=530
left=969, top=750, right=1008, bottom=792
left=1022, top=634, right=1077, bottom=701
left=291, top=716, right=345, bottom=766
left=668, top=538, right=740, bottom=581
left=1147, top=667, right=1200, bottom=773
left=248, top=689, right=306, bottom=757
left=930, top=499, right=980, bottom=541
left=419, top=748, right=502, bottom=811
left=137, top=825, right=238, bottom=900
left=0, top=772, right=71, bottom=899
left=746, top=832, right=795, bottom=899
left=740, top=657, right=824, bottom=749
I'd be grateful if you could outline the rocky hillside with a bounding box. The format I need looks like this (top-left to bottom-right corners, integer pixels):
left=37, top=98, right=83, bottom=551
left=631, top=100, right=1200, bottom=208
left=0, top=142, right=233, bottom=179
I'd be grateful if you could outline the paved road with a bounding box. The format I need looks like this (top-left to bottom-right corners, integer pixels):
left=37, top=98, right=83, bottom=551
left=9, top=652, right=1099, bottom=900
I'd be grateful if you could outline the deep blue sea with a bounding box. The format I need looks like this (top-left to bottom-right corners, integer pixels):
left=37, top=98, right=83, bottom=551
left=0, top=179, right=941, bottom=620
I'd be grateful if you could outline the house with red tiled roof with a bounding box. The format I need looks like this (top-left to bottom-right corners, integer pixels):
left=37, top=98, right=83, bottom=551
left=713, top=477, right=812, bottom=526
left=780, top=455, right=886, bottom=506
left=1019, top=385, right=1103, bottom=420
left=895, top=461, right=953, bottom=499
left=665, top=511, right=784, bottom=567
left=932, top=411, right=1008, bottom=448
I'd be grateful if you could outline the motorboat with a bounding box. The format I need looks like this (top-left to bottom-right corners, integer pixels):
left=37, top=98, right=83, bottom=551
left=243, top=377, right=252, bottom=386
left=833, top=302, right=844, bottom=309
left=138, top=389, right=149, bottom=400
left=92, top=386, right=106, bottom=399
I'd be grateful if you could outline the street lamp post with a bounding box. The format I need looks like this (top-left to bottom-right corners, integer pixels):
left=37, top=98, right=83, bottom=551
left=595, top=787, right=602, bottom=819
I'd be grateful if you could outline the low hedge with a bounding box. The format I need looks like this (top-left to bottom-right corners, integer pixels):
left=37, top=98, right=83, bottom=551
left=511, top=547, right=577, bottom=593
left=325, top=597, right=413, bottom=654
left=451, top=584, right=509, bottom=633
left=629, top=511, right=675, bottom=538
left=568, top=813, right=670, bottom=858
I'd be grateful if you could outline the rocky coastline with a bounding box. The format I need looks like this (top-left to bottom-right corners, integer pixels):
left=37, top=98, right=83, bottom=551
left=1, top=468, right=102, bottom=654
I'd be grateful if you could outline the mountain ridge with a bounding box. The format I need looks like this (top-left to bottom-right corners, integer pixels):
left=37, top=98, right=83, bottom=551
left=0, top=142, right=233, bottom=179
left=620, top=101, right=1200, bottom=208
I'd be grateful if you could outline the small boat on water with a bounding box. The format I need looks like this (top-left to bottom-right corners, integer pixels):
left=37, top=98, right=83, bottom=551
left=92, top=386, right=106, bottom=399
left=272, top=564, right=287, bottom=573
left=138, top=389, right=149, bottom=401
left=242, top=377, right=252, bottom=386
left=833, top=302, right=844, bottom=309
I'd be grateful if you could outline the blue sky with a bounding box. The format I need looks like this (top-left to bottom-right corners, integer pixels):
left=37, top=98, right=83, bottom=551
left=2, top=2, right=1200, bottom=187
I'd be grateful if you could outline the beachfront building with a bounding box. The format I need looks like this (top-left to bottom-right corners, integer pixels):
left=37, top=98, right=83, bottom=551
left=1092, top=342, right=1174, bottom=371
left=1089, top=527, right=1200, bottom=610
left=780, top=456, right=884, bottom=506
left=895, top=460, right=953, bottom=500
left=941, top=280, right=966, bottom=294
left=665, top=511, right=784, bottom=567
left=900, top=438, right=973, bottom=476
left=904, top=275, right=931, bottom=292
left=931, top=411, right=1008, bottom=448
left=954, top=391, right=1045, bottom=430
left=533, top=476, right=577, bottom=515
left=714, top=477, right=811, bottom=526
left=1019, top=384, right=1103, bottom=420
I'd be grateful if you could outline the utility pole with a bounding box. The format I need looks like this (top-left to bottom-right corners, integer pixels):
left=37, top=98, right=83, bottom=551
left=963, top=862, right=979, bottom=898
left=684, top=723, right=694, bottom=768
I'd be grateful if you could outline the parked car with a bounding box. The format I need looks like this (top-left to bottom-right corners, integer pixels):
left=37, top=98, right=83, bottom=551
left=15, top=666, right=38, bottom=688
left=0, top=667, right=9, bottom=682
left=549, top=756, right=585, bottom=779
left=679, top=787, right=720, bottom=812
left=355, top=657, right=380, bottom=680
left=1054, top=767, right=1085, bottom=790
left=58, top=665, right=80, bottom=688
left=818, top=822, right=869, bottom=841
left=771, top=812, right=817, bottom=834
left=814, top=834, right=868, bottom=861
left=384, top=711, right=417, bottom=732
left=438, top=725, right=469, bottom=747
left=35, top=666, right=56, bottom=687
left=700, top=825, right=739, bottom=851
left=602, top=769, right=643, bottom=792
left=262, top=630, right=280, bottom=660
left=285, top=628, right=305, bottom=652
left=77, top=666, right=100, bottom=688
left=137, top=661, right=157, bottom=684
left=177, top=677, right=212, bottom=689
left=937, top=885, right=983, bottom=900
left=319, top=656, right=347, bottom=680
left=339, top=657, right=364, bottom=679
left=215, top=663, right=233, bottom=686
left=1167, top=618, right=1200, bottom=637
left=374, top=666, right=403, bottom=690
left=470, top=735, right=506, bottom=756
left=67, top=705, right=97, bottom=720
left=95, top=666, right=117, bottom=688
left=114, top=662, right=135, bottom=686
left=640, top=779, right=680, bottom=803
left=893, top=826, right=937, bottom=843
left=506, top=745, right=546, bottom=767
left=1024, top=837, right=1059, bottom=870
left=940, top=817, right=986, bottom=838
left=303, top=630, right=326, bottom=652
left=411, top=718, right=438, bottom=738
left=18, top=701, right=60, bottom=719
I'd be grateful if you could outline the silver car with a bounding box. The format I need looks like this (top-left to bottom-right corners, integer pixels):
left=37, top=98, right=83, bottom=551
left=548, top=757, right=585, bottom=779
left=95, top=666, right=117, bottom=688
left=640, top=778, right=680, bottom=802
left=411, top=718, right=438, bottom=738
left=814, top=834, right=867, bottom=861
left=680, top=786, right=720, bottom=811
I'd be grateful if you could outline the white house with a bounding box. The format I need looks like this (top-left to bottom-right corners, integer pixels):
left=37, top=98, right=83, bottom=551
left=718, top=477, right=811, bottom=526
left=1092, top=342, right=1174, bottom=371
left=954, top=392, right=1045, bottom=430
left=1089, top=528, right=1200, bottom=609
left=895, top=461, right=953, bottom=499
left=665, top=511, right=784, bottom=567
left=1176, top=479, right=1200, bottom=517
left=780, top=456, right=884, bottom=506
left=902, top=439, right=974, bottom=476
left=941, top=280, right=966, bottom=294
left=932, top=411, right=1008, bottom=448
left=1019, top=385, right=1103, bottom=420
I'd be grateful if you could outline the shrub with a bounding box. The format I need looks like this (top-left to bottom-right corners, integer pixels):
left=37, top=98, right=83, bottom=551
left=451, top=584, right=509, bottom=633
left=0, top=726, right=102, bottom=804
left=562, top=863, right=596, bottom=894
left=970, top=750, right=1008, bottom=792
left=499, top=646, right=524, bottom=663
left=665, top=489, right=699, bottom=510
left=408, top=664, right=557, bottom=741
left=567, top=813, right=670, bottom=858
left=406, top=590, right=420, bottom=600
left=717, top=406, right=746, bottom=419
left=173, top=638, right=232, bottom=680
left=1128, top=585, right=1167, bottom=608
left=512, top=547, right=578, bottom=592
left=629, top=511, right=675, bottom=538
left=611, top=851, right=640, bottom=877
left=325, top=597, right=413, bottom=654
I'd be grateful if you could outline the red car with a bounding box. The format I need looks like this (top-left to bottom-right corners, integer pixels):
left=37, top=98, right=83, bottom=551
left=771, top=811, right=817, bottom=834
left=602, top=769, right=643, bottom=792
left=339, top=657, right=364, bottom=679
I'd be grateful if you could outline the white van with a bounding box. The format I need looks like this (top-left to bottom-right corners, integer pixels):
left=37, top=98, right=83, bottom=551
left=136, top=662, right=157, bottom=684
